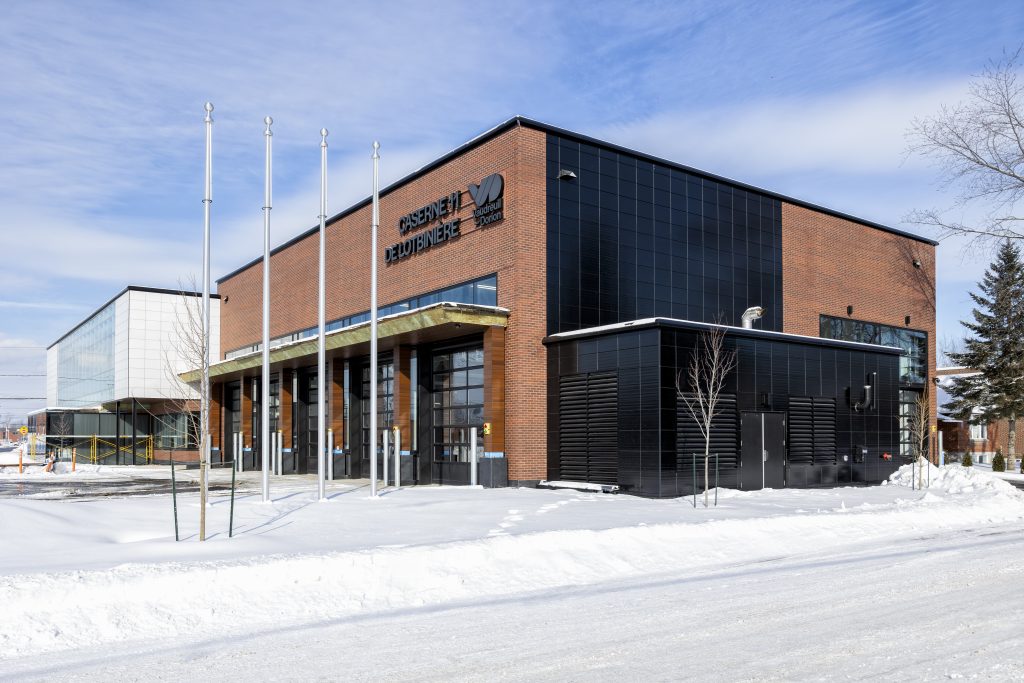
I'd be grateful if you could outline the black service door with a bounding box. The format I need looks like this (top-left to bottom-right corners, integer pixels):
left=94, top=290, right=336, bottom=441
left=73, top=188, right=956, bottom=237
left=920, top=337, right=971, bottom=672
left=740, top=413, right=762, bottom=490
left=740, top=412, right=786, bottom=490
left=762, top=413, right=786, bottom=488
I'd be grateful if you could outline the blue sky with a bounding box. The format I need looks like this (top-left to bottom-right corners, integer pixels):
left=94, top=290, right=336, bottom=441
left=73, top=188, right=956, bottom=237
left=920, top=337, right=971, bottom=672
left=2, top=0, right=1023, bottom=420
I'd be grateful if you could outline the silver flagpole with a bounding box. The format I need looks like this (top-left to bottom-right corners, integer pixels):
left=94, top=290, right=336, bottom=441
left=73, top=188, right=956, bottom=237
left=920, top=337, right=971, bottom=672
left=261, top=116, right=273, bottom=504
left=200, top=102, right=213, bottom=542
left=369, top=142, right=380, bottom=498
left=317, top=128, right=328, bottom=502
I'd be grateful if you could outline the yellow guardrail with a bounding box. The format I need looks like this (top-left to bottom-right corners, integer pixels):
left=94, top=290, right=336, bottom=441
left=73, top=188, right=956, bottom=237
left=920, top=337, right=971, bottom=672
left=88, top=435, right=154, bottom=464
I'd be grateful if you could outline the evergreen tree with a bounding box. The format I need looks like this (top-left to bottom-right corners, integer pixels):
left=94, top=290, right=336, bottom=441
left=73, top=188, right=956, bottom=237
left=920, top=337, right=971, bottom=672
left=945, top=241, right=1024, bottom=470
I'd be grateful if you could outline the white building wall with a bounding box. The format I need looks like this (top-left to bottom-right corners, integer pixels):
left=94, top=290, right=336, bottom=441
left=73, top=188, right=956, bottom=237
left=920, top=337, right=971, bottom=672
left=113, top=292, right=130, bottom=399
left=125, top=290, right=220, bottom=400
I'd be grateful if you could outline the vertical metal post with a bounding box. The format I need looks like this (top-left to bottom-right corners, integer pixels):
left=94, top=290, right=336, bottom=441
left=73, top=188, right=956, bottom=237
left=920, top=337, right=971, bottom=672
left=692, top=455, right=696, bottom=508
left=369, top=142, right=380, bottom=497
left=171, top=460, right=179, bottom=542
left=261, top=116, right=273, bottom=504
left=229, top=454, right=236, bottom=537
left=470, top=426, right=478, bottom=486
left=394, top=428, right=401, bottom=489
left=317, top=128, right=328, bottom=502
left=200, top=102, right=214, bottom=542
left=327, top=428, right=334, bottom=483
left=938, top=431, right=944, bottom=467
left=715, top=453, right=719, bottom=507
left=276, top=429, right=283, bottom=475
left=382, top=429, right=389, bottom=487
left=131, top=398, right=137, bottom=466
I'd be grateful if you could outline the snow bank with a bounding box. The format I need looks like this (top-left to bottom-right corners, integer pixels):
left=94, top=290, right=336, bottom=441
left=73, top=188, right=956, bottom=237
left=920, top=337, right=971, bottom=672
left=0, top=462, right=116, bottom=476
left=2, top=480, right=1024, bottom=661
left=886, top=459, right=1021, bottom=496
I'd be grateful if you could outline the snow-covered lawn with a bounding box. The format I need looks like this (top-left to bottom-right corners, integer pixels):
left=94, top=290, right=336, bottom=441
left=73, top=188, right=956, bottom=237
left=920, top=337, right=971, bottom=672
left=1, top=462, right=1022, bottom=680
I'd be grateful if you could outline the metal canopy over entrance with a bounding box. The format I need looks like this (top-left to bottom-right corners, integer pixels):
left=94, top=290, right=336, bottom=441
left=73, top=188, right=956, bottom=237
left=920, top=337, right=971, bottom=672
left=190, top=303, right=508, bottom=486
left=182, top=302, right=507, bottom=385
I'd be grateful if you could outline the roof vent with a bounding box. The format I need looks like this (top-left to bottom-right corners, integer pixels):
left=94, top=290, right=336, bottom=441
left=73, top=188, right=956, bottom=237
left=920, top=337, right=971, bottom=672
left=740, top=306, right=764, bottom=329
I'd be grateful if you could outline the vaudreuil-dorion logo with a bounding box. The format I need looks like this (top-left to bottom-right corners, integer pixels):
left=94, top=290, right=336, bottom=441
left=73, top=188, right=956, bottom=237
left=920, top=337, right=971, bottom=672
left=468, top=173, right=504, bottom=227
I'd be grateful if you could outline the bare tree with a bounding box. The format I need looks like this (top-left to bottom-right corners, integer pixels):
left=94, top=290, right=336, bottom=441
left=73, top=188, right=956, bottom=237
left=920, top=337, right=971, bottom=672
left=938, top=334, right=966, bottom=368
left=676, top=325, right=737, bottom=507
left=50, top=411, right=73, bottom=459
left=150, top=276, right=210, bottom=540
left=906, top=48, right=1024, bottom=248
left=907, top=385, right=932, bottom=488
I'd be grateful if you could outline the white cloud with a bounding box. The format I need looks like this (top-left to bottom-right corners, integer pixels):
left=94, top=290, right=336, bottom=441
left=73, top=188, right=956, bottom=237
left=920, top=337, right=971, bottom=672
left=0, top=301, right=89, bottom=311
left=598, top=80, right=970, bottom=177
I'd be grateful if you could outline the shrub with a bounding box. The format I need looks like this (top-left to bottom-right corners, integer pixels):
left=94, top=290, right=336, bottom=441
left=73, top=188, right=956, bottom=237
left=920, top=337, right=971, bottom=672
left=993, top=448, right=1006, bottom=472
left=962, top=452, right=973, bottom=467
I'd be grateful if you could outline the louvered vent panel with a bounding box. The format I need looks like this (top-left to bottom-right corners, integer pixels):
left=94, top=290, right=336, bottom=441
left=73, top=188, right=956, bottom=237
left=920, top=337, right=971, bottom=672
left=812, top=397, right=837, bottom=465
left=585, top=372, right=619, bottom=485
left=788, top=397, right=815, bottom=465
left=677, top=394, right=739, bottom=471
left=558, top=372, right=619, bottom=485
left=789, top=396, right=837, bottom=465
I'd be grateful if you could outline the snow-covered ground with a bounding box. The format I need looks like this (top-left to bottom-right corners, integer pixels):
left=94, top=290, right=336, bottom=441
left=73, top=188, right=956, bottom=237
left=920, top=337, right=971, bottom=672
left=1, top=461, right=1023, bottom=681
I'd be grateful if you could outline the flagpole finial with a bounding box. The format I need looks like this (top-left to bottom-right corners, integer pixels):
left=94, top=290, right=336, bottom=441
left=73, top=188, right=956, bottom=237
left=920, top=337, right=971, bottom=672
left=320, top=128, right=328, bottom=147
left=264, top=116, right=273, bottom=135
left=372, top=140, right=380, bottom=159
left=204, top=102, right=214, bottom=121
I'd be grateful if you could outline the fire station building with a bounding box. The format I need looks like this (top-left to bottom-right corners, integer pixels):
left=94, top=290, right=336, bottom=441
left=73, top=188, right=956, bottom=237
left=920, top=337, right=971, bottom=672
left=196, top=117, right=937, bottom=496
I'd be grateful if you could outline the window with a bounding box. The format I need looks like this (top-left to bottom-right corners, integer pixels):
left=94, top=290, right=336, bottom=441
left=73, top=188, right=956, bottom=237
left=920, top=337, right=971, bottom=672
left=970, top=422, right=988, bottom=441
left=899, top=389, right=923, bottom=461
left=224, top=274, right=498, bottom=359
left=361, top=361, right=394, bottom=460
left=431, top=345, right=485, bottom=462
left=820, top=315, right=927, bottom=386
left=154, top=412, right=199, bottom=449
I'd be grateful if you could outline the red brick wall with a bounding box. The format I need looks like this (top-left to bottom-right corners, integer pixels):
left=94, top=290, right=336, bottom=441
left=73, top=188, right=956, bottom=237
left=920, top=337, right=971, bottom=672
left=941, top=419, right=1024, bottom=458
left=781, top=203, right=938, bottom=425
left=217, top=125, right=549, bottom=481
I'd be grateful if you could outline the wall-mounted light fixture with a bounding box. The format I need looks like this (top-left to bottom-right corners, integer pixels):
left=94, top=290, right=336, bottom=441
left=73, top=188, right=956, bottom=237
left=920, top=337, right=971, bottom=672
left=557, top=169, right=577, bottom=180
left=905, top=315, right=911, bottom=326
left=847, top=305, right=854, bottom=316
left=912, top=259, right=922, bottom=269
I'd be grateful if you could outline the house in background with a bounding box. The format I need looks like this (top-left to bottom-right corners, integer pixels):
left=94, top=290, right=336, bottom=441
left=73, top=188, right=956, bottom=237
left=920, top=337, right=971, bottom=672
left=936, top=366, right=1024, bottom=464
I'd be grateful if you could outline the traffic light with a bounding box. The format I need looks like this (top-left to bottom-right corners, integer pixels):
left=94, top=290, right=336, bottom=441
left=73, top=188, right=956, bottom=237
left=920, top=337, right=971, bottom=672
left=482, top=422, right=492, bottom=436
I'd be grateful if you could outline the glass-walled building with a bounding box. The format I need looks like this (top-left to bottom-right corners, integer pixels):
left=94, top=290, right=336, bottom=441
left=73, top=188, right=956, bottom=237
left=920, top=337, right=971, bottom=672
left=197, top=117, right=937, bottom=495
left=35, top=286, right=220, bottom=464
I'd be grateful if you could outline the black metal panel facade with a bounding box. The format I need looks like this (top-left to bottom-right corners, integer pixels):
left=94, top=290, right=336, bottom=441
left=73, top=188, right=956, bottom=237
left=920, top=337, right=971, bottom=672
left=548, top=322, right=901, bottom=497
left=545, top=133, right=783, bottom=336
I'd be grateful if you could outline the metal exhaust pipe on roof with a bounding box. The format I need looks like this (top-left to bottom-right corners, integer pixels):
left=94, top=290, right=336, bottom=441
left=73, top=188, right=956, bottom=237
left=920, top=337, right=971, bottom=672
left=740, top=306, right=764, bottom=329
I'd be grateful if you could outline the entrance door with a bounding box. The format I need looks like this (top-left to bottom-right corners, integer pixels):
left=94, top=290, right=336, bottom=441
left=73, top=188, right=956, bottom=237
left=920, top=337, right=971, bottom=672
left=360, top=359, right=394, bottom=476
left=740, top=412, right=786, bottom=490
left=222, top=382, right=241, bottom=467
left=296, top=370, right=319, bottom=475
